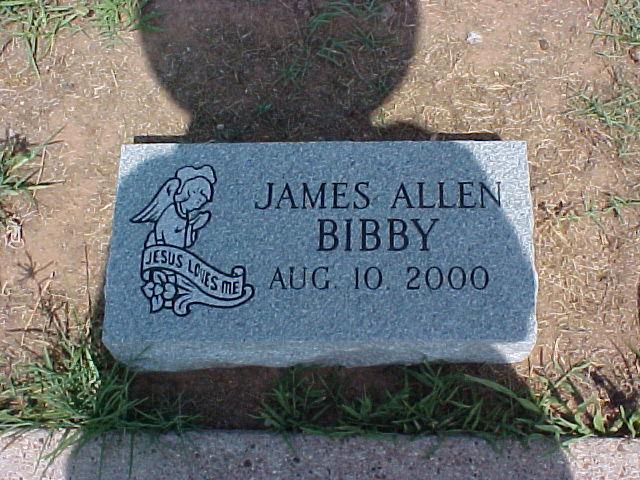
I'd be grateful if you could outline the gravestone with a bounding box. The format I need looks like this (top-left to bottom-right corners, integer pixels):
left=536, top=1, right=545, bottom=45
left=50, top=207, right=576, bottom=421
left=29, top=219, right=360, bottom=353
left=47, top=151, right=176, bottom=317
left=103, top=141, right=537, bottom=371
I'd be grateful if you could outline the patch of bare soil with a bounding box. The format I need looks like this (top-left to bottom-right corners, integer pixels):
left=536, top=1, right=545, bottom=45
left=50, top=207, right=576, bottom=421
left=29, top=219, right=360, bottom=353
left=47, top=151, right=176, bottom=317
left=1, top=0, right=638, bottom=427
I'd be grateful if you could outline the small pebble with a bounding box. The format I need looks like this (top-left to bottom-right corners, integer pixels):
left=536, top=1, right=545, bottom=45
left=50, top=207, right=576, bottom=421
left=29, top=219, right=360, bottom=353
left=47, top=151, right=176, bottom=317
left=466, top=32, right=483, bottom=45
left=539, top=38, right=549, bottom=50
left=295, top=0, right=310, bottom=17
left=216, top=124, right=225, bottom=130
left=629, top=46, right=640, bottom=63
left=380, top=3, right=396, bottom=22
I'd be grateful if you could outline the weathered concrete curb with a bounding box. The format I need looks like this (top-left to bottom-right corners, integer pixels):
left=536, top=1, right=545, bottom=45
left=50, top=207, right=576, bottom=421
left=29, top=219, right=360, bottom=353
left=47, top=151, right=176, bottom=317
left=2, top=430, right=639, bottom=480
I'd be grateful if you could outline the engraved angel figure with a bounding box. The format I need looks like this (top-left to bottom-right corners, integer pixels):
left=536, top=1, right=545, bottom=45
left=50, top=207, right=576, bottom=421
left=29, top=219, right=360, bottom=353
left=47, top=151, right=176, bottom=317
left=131, top=165, right=217, bottom=249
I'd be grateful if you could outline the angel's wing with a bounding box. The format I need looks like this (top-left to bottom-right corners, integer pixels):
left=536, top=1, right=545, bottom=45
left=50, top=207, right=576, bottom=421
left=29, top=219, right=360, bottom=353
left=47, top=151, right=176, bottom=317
left=130, top=178, right=180, bottom=223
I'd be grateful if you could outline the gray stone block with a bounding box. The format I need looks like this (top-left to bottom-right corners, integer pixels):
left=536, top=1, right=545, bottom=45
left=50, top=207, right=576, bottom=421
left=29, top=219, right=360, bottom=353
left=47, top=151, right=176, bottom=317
left=103, top=141, right=537, bottom=371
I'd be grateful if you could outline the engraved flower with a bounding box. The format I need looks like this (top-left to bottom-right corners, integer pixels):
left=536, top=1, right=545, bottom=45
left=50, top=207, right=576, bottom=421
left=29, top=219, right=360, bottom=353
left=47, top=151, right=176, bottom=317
left=142, top=270, right=177, bottom=312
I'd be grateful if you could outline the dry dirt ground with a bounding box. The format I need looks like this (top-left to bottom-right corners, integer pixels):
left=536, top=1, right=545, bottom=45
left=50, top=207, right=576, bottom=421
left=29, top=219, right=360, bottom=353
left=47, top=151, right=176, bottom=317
left=1, top=0, right=639, bottom=427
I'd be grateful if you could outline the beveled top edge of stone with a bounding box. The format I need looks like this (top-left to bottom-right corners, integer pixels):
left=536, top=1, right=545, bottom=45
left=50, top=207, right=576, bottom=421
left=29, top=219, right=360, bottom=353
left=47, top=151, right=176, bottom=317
left=121, top=140, right=526, bottom=151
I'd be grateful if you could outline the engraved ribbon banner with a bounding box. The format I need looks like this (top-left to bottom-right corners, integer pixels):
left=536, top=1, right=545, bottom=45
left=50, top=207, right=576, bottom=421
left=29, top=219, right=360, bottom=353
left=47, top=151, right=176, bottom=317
left=140, top=245, right=254, bottom=316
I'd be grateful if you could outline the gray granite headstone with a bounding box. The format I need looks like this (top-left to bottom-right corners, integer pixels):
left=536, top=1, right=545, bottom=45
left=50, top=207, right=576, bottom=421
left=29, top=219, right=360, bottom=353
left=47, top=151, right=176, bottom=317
left=103, top=141, right=537, bottom=371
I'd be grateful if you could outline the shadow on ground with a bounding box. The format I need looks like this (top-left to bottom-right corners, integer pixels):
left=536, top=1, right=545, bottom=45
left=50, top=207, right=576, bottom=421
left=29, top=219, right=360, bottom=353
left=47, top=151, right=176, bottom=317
left=66, top=1, right=571, bottom=478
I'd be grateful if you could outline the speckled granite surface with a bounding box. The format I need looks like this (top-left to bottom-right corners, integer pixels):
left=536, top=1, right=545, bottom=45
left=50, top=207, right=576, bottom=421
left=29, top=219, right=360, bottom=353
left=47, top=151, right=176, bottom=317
left=104, top=141, right=536, bottom=370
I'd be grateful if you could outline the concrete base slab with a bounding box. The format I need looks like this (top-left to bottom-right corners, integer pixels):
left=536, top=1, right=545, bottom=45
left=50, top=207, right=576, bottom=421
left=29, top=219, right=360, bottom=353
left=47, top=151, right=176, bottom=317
left=2, top=430, right=639, bottom=480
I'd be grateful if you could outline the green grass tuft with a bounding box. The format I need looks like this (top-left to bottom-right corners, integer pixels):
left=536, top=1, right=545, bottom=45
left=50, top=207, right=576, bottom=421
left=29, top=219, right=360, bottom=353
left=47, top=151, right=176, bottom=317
left=576, top=88, right=640, bottom=132
left=603, top=194, right=640, bottom=221
left=0, top=0, right=160, bottom=72
left=594, top=0, right=640, bottom=49
left=0, top=306, right=195, bottom=464
left=274, top=0, right=394, bottom=94
left=259, top=362, right=640, bottom=443
left=279, top=57, right=311, bottom=87
left=306, top=0, right=383, bottom=34
left=0, top=130, right=59, bottom=223
left=0, top=0, right=88, bottom=74
left=575, top=1, right=640, bottom=156
left=557, top=194, right=640, bottom=224
left=91, top=0, right=159, bottom=38
left=575, top=88, right=639, bottom=156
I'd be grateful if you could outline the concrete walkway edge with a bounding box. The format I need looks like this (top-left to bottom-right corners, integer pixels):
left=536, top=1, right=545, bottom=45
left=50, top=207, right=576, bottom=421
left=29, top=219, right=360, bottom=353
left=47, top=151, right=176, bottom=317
left=2, top=430, right=639, bottom=479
